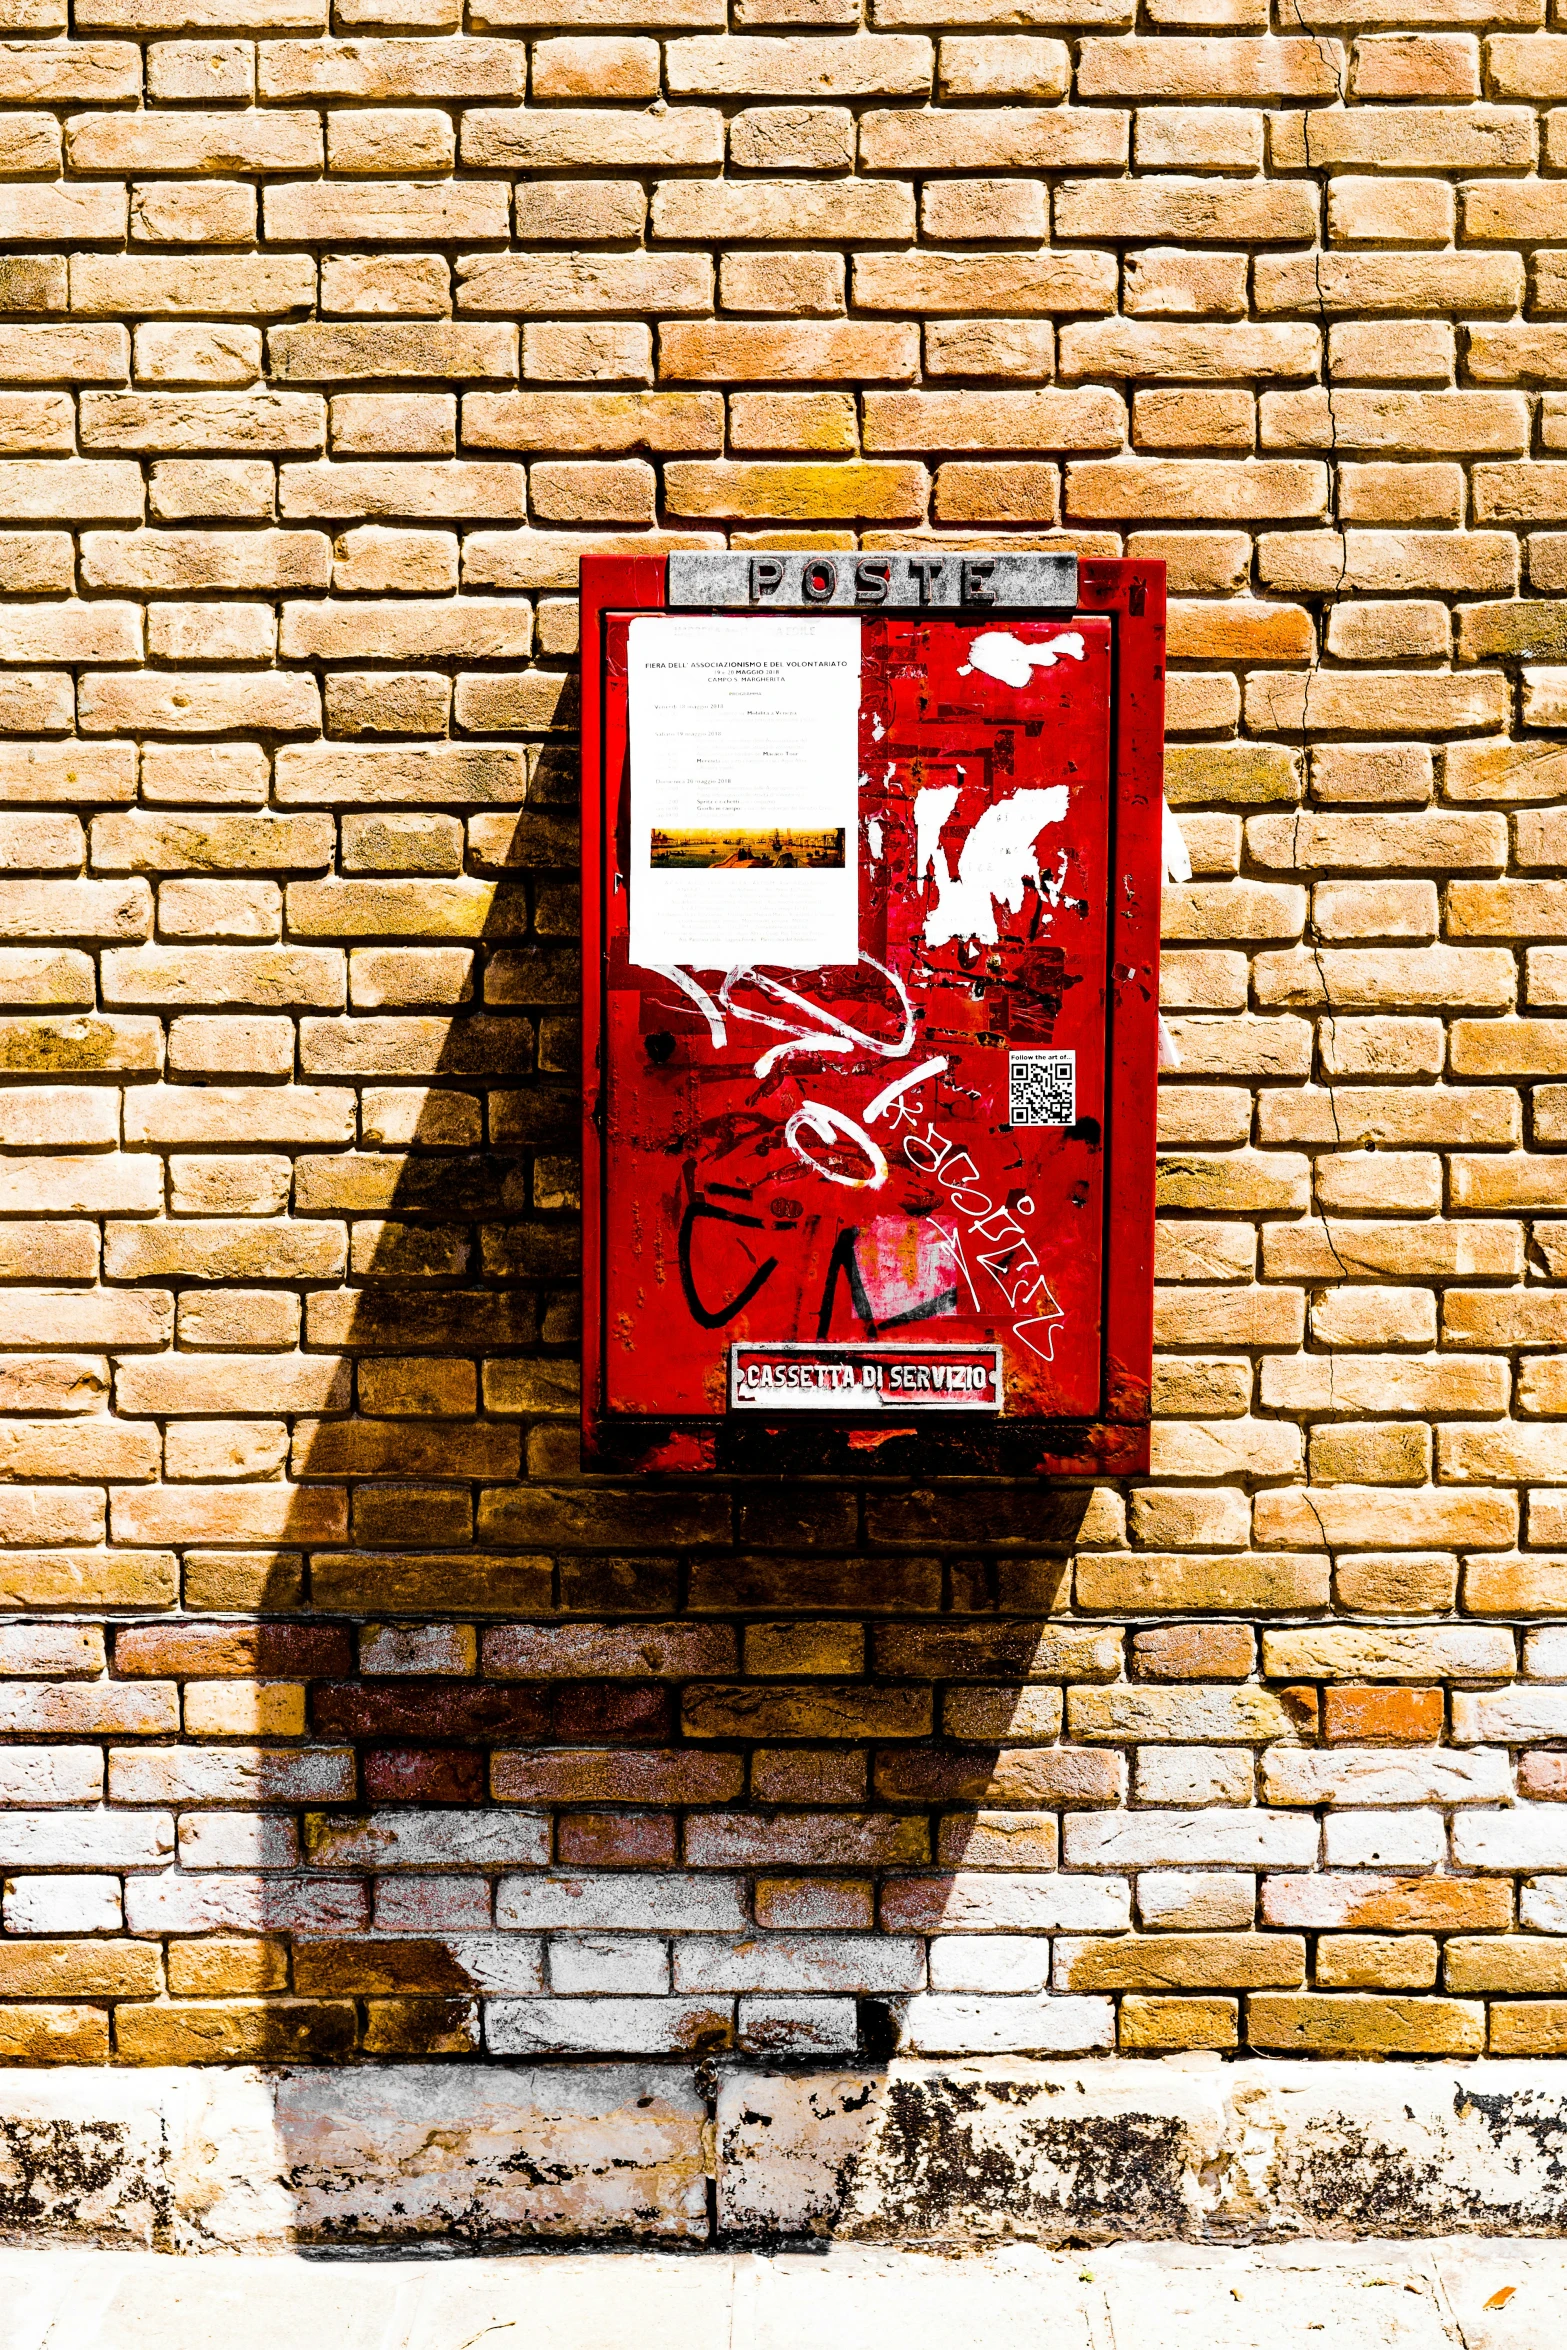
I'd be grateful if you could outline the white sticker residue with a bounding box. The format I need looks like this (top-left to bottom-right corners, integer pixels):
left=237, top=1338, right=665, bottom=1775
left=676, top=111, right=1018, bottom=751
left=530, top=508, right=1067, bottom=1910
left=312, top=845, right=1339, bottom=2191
left=961, top=629, right=1086, bottom=689
left=914, top=782, right=1069, bottom=949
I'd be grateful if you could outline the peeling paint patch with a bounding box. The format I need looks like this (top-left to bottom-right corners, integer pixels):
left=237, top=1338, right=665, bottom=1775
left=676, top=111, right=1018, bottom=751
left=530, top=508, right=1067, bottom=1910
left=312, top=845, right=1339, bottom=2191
left=717, top=2062, right=1567, bottom=2247
left=0, top=2085, right=170, bottom=2251
left=717, top=2066, right=1211, bottom=2243
left=914, top=782, right=1069, bottom=949
left=275, top=2064, right=711, bottom=2245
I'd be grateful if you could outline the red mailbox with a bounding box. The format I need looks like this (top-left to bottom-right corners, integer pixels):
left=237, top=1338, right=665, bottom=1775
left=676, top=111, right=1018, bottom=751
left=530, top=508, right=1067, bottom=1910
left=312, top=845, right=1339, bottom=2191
left=580, top=551, right=1165, bottom=1477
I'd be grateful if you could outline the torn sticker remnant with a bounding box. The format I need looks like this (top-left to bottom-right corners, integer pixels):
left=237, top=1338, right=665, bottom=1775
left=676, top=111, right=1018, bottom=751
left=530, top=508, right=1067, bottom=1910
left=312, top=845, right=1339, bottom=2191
left=962, top=629, right=1087, bottom=688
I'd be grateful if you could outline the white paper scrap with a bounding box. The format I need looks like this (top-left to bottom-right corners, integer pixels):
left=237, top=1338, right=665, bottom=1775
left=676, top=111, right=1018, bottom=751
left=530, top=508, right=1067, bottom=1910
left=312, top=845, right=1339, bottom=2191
left=1162, top=797, right=1192, bottom=884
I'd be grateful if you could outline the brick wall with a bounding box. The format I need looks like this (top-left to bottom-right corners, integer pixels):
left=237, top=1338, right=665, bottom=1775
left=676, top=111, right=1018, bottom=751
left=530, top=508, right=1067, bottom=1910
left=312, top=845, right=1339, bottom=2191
left=3, top=0, right=1567, bottom=2078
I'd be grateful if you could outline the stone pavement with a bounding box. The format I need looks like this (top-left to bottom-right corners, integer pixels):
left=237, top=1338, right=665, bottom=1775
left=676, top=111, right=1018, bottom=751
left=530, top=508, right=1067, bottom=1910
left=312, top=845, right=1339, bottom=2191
left=5, top=2239, right=1567, bottom=2350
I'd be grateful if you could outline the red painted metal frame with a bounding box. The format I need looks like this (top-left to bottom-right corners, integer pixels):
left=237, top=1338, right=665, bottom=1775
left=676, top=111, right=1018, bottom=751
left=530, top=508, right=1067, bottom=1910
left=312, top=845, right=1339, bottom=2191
left=579, top=554, right=1165, bottom=1478
left=1045, top=555, right=1167, bottom=1475
left=580, top=555, right=665, bottom=1476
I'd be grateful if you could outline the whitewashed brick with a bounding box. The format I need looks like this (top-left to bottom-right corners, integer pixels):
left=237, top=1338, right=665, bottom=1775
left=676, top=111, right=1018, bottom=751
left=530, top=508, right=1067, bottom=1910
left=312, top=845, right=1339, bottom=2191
left=304, top=1809, right=550, bottom=1871
left=0, top=1813, right=171, bottom=1870
left=1521, top=1879, right=1567, bottom=1934
left=883, top=1876, right=1133, bottom=1932
left=738, top=1998, right=858, bottom=2054
left=125, top=1873, right=367, bottom=1933
left=1063, top=1813, right=1318, bottom=1869
left=1321, top=1811, right=1448, bottom=1870
left=485, top=1998, right=730, bottom=2056
left=1, top=1873, right=121, bottom=1932
left=1453, top=1806, right=1567, bottom=1871
left=927, top=1935, right=1052, bottom=1993
left=673, top=1935, right=925, bottom=1994
left=1454, top=1688, right=1567, bottom=1742
left=175, top=1814, right=301, bottom=1871
left=496, top=1874, right=749, bottom=1934
left=548, top=1935, right=670, bottom=1995
left=899, top=1995, right=1114, bottom=2056
left=1262, top=1750, right=1512, bottom=1805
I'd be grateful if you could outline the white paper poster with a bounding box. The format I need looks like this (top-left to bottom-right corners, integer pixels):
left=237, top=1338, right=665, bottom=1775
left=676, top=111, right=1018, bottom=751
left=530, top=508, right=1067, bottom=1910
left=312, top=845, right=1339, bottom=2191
left=627, top=614, right=860, bottom=972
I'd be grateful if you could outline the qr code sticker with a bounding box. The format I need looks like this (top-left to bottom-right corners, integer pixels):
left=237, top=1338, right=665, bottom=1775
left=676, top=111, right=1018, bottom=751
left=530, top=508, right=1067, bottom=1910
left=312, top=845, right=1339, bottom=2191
left=1009, top=1049, right=1076, bottom=1129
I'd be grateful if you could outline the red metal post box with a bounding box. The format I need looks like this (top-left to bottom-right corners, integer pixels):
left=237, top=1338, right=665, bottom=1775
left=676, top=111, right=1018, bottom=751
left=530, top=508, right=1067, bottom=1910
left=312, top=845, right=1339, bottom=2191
left=580, top=551, right=1166, bottom=1477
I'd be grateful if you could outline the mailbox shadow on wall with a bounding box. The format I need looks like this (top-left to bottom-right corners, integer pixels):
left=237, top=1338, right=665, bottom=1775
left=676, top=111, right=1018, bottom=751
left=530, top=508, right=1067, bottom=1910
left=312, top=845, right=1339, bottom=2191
left=249, top=549, right=1166, bottom=2207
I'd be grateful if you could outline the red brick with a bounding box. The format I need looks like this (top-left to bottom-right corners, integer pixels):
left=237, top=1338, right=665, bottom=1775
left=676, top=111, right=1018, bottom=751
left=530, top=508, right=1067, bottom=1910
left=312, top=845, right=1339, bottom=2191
left=115, top=1623, right=353, bottom=1678
left=312, top=1681, right=550, bottom=1739
left=874, top=1748, right=1124, bottom=1805
left=362, top=1746, right=485, bottom=1804
left=1324, top=1686, right=1444, bottom=1744
left=1521, top=1753, right=1567, bottom=1800
left=491, top=1748, right=743, bottom=1804
left=553, top=1683, right=671, bottom=1740
left=1132, top=1625, right=1255, bottom=1680
left=752, top=1749, right=868, bottom=1804
left=556, top=1811, right=679, bottom=1866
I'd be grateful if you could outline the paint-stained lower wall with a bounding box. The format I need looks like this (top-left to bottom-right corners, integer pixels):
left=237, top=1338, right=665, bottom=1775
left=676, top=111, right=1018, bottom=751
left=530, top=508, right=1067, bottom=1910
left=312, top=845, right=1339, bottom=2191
left=12, top=2060, right=1567, bottom=2248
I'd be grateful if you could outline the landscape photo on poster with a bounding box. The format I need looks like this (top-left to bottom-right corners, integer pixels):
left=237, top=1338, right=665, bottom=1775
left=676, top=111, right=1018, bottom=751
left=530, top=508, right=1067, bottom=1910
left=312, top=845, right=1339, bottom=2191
left=649, top=826, right=847, bottom=871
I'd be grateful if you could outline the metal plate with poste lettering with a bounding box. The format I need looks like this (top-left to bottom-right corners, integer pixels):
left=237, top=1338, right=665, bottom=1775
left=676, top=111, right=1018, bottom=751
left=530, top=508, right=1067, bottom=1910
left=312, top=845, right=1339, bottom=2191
left=730, top=1341, right=1003, bottom=1412
left=668, top=551, right=1078, bottom=611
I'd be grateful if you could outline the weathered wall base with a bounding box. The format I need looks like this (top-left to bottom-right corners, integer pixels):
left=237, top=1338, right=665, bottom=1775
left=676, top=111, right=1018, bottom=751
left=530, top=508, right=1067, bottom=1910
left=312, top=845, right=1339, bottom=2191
left=8, top=2060, right=1567, bottom=2251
